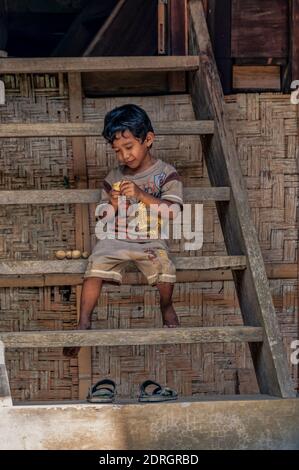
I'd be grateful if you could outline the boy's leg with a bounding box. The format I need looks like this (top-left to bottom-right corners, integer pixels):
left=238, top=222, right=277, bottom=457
left=63, top=277, right=103, bottom=357
left=156, top=282, right=180, bottom=328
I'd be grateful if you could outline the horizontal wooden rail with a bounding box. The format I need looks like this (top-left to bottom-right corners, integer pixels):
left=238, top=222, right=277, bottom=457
left=0, top=187, right=230, bottom=204
left=0, top=262, right=294, bottom=288
left=0, top=121, right=214, bottom=138
left=0, top=257, right=246, bottom=275
left=0, top=327, right=263, bottom=348
left=0, top=56, right=199, bottom=74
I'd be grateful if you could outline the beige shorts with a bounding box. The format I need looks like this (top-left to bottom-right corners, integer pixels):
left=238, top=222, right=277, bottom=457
left=84, top=238, right=176, bottom=285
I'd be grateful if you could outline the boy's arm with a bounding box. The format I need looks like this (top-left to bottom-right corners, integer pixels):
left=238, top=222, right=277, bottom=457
left=120, top=176, right=183, bottom=219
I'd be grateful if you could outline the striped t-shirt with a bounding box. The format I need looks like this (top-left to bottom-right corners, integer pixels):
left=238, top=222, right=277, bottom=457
left=96, top=159, right=183, bottom=243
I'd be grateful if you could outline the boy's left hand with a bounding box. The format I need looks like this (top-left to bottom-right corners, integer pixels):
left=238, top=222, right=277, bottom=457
left=120, top=180, right=143, bottom=200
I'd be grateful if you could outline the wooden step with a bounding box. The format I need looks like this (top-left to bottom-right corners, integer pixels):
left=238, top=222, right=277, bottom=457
left=0, top=256, right=247, bottom=275
left=0, top=56, right=199, bottom=74
left=0, top=121, right=214, bottom=138
left=0, top=187, right=230, bottom=205
left=0, top=327, right=263, bottom=348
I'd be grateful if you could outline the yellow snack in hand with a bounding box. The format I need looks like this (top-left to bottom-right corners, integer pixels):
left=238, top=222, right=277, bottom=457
left=112, top=181, right=122, bottom=192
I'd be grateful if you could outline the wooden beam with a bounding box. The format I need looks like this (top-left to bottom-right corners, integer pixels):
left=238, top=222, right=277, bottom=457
left=233, top=65, right=281, bottom=91
left=0, top=120, right=214, bottom=138
left=168, top=0, right=188, bottom=55
left=0, top=187, right=229, bottom=204
left=188, top=0, right=295, bottom=398
left=0, top=327, right=263, bottom=348
left=175, top=256, right=246, bottom=270
left=207, top=0, right=232, bottom=94
left=158, top=0, right=167, bottom=55
left=0, top=256, right=246, bottom=275
left=0, top=342, right=12, bottom=407
left=231, top=0, right=288, bottom=59
left=0, top=263, right=296, bottom=288
left=167, top=0, right=188, bottom=92
left=291, top=0, right=299, bottom=82
left=68, top=73, right=91, bottom=253
left=68, top=72, right=91, bottom=400
left=0, top=56, right=200, bottom=74
left=296, top=0, right=299, bottom=393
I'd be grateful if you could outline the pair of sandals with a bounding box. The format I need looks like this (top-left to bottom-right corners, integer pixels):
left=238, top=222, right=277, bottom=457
left=86, top=379, right=178, bottom=403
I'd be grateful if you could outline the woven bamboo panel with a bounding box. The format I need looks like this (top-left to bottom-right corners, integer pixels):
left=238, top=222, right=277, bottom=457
left=0, top=75, right=297, bottom=400
left=1, top=286, right=78, bottom=401
left=225, top=94, right=298, bottom=264
left=225, top=93, right=298, bottom=390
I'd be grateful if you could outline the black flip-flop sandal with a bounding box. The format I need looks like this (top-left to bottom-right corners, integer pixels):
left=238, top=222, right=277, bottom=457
left=86, top=379, right=116, bottom=403
left=138, top=379, right=178, bottom=403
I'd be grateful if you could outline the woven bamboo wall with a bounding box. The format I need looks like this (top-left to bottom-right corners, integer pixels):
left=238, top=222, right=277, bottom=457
left=0, top=74, right=297, bottom=400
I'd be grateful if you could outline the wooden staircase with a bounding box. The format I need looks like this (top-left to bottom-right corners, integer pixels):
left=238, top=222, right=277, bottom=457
left=0, top=0, right=295, bottom=410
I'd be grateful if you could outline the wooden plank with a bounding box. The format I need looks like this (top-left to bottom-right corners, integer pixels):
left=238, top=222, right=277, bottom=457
left=0, top=342, right=12, bottom=407
left=0, top=56, right=200, bottom=74
left=68, top=72, right=91, bottom=400
left=0, top=275, right=84, bottom=288
left=82, top=71, right=170, bottom=96
left=0, top=189, right=102, bottom=204
left=175, top=256, right=246, bottom=270
left=0, top=187, right=230, bottom=204
left=168, top=0, right=188, bottom=55
left=207, top=0, right=232, bottom=94
left=0, top=327, right=263, bottom=348
left=0, top=256, right=246, bottom=275
left=0, top=263, right=296, bottom=288
left=202, top=0, right=208, bottom=16
left=158, top=0, right=167, bottom=55
left=291, top=0, right=299, bottom=82
left=167, top=72, right=186, bottom=93
left=0, top=120, right=214, bottom=138
left=188, top=0, right=295, bottom=398
left=231, top=0, right=288, bottom=58
left=233, top=65, right=281, bottom=91
left=266, top=263, right=297, bottom=280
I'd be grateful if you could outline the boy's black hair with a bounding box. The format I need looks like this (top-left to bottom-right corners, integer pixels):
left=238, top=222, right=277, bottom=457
left=102, top=104, right=154, bottom=145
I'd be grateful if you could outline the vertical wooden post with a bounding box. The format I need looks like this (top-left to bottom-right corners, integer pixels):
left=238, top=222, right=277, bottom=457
left=291, top=0, right=299, bottom=82
left=0, top=341, right=12, bottom=407
left=68, top=73, right=92, bottom=399
left=202, top=0, right=209, bottom=17
left=294, top=2, right=299, bottom=392
left=158, top=0, right=167, bottom=54
left=290, top=1, right=299, bottom=391
left=168, top=0, right=187, bottom=92
left=207, top=0, right=232, bottom=94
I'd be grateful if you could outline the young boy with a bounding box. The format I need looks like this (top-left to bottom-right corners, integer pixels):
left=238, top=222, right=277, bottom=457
left=64, top=104, right=183, bottom=357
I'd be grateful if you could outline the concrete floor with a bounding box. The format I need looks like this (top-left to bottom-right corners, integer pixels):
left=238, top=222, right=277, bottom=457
left=0, top=395, right=299, bottom=449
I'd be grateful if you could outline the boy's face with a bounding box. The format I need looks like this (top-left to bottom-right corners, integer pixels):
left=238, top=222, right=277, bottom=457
left=111, top=130, right=154, bottom=170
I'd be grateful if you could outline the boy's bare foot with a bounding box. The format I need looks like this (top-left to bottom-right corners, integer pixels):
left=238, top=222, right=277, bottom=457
left=161, top=304, right=180, bottom=328
left=63, top=322, right=91, bottom=358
